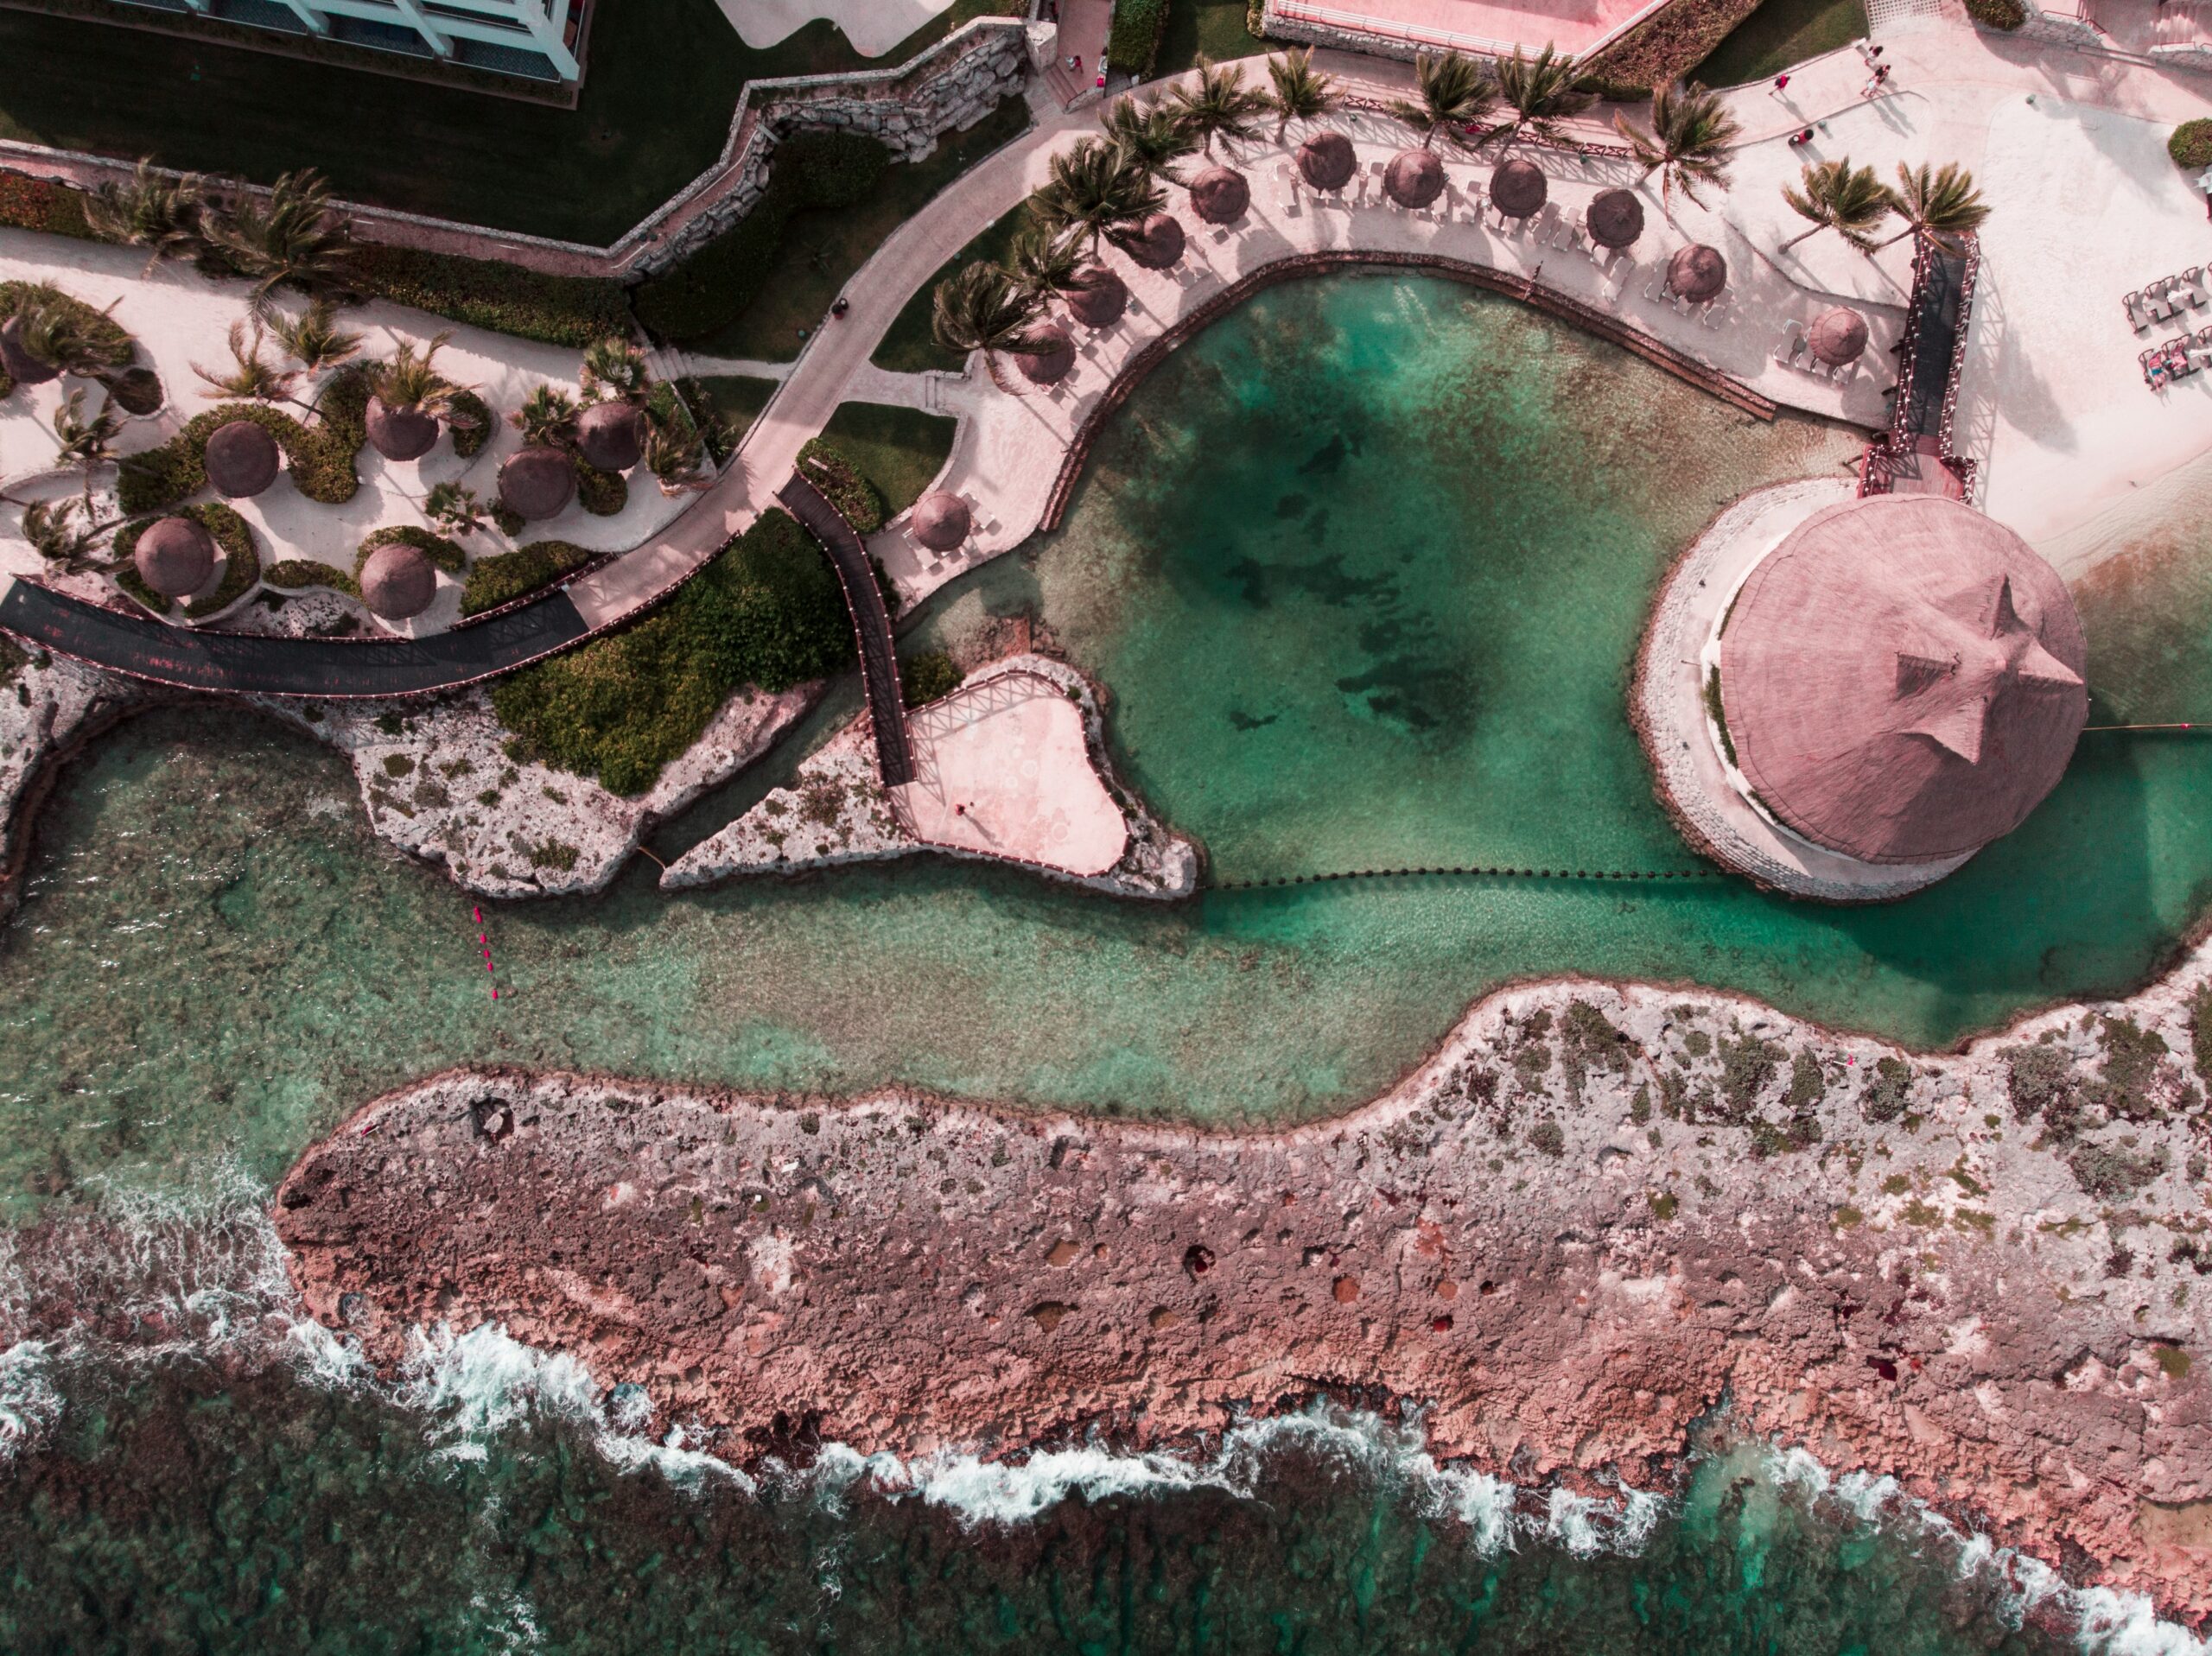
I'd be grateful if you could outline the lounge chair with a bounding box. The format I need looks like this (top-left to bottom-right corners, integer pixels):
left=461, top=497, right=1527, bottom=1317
left=1774, top=327, right=1806, bottom=367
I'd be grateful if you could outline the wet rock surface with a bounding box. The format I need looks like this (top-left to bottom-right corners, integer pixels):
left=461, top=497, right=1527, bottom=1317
left=278, top=975, right=2212, bottom=1622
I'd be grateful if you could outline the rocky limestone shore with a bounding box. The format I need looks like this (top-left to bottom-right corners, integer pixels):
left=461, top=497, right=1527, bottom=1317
left=277, top=967, right=2212, bottom=1624
left=0, top=644, right=156, bottom=918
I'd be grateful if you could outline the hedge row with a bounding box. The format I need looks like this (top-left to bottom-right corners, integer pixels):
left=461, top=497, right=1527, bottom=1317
left=119, top=368, right=369, bottom=513
left=632, top=132, right=892, bottom=344
left=797, top=438, right=885, bottom=534
left=490, top=507, right=853, bottom=795
left=460, top=539, right=592, bottom=617
left=111, top=503, right=260, bottom=619
left=576, top=460, right=628, bottom=517
left=0, top=172, right=92, bottom=241
left=1578, top=0, right=1764, bottom=97
left=265, top=559, right=363, bottom=600
left=354, top=523, right=465, bottom=581
left=1106, top=0, right=1170, bottom=79
left=1965, top=0, right=2025, bottom=26
left=350, top=246, right=633, bottom=350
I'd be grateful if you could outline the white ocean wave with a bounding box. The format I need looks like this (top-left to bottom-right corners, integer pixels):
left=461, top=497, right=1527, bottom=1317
left=0, top=1340, right=61, bottom=1460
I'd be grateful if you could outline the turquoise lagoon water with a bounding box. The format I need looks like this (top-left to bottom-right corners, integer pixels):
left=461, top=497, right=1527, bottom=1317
left=1, top=272, right=2209, bottom=1650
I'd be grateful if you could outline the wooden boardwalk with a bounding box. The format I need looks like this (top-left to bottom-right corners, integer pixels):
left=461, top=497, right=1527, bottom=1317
left=774, top=474, right=914, bottom=787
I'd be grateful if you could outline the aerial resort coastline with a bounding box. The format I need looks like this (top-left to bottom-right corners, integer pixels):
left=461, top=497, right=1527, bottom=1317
left=3, top=0, right=2212, bottom=1645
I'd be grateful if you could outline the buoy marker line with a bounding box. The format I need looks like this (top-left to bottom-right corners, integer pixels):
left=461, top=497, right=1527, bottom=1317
left=1209, top=864, right=1720, bottom=891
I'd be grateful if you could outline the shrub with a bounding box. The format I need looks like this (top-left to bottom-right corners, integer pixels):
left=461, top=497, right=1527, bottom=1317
left=644, top=381, right=707, bottom=479
left=797, top=438, right=885, bottom=533
left=633, top=132, right=893, bottom=343
left=1966, top=0, right=2025, bottom=28
left=1715, top=1032, right=1785, bottom=1122
left=112, top=503, right=260, bottom=618
left=107, top=366, right=165, bottom=416
left=2068, top=1142, right=2169, bottom=1201
left=1107, top=0, right=1169, bottom=77
left=900, top=649, right=963, bottom=707
left=119, top=368, right=370, bottom=513
left=2172, top=120, right=2212, bottom=172
left=0, top=172, right=94, bottom=240
left=265, top=559, right=363, bottom=599
left=461, top=540, right=593, bottom=617
left=1527, top=1117, right=1566, bottom=1158
left=1702, top=667, right=1736, bottom=766
left=1580, top=0, right=1763, bottom=98
left=1, top=281, right=143, bottom=403
left=350, top=245, right=631, bottom=348
left=354, top=524, right=465, bottom=581
left=447, top=390, right=494, bottom=460
left=1861, top=1056, right=1912, bottom=1122
left=489, top=508, right=853, bottom=795
left=575, top=461, right=628, bottom=517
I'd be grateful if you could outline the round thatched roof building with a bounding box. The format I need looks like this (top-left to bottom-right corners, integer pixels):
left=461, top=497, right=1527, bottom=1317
left=1296, top=130, right=1356, bottom=192
left=365, top=395, right=439, bottom=463
left=1586, top=188, right=1644, bottom=249
left=1490, top=158, right=1547, bottom=219
left=576, top=401, right=645, bottom=473
left=909, top=490, right=970, bottom=552
left=0, top=314, right=59, bottom=387
left=205, top=419, right=282, bottom=499
left=1016, top=321, right=1076, bottom=386
left=499, top=446, right=576, bottom=521
left=1808, top=306, right=1870, bottom=367
left=1121, top=211, right=1186, bottom=270
left=1384, top=149, right=1445, bottom=210
left=1188, top=165, right=1249, bottom=225
left=1066, top=264, right=1128, bottom=329
left=1715, top=495, right=2087, bottom=866
left=135, top=516, right=216, bottom=599
left=1666, top=244, right=1727, bottom=302
left=359, top=540, right=437, bottom=622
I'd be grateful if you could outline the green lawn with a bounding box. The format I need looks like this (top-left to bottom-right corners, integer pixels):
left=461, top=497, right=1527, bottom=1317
left=816, top=401, right=958, bottom=517
left=871, top=199, right=1035, bottom=374
left=684, top=375, right=780, bottom=464
left=1691, top=0, right=1868, bottom=87
left=1157, top=0, right=1269, bottom=74
left=691, top=95, right=1032, bottom=363
left=0, top=0, right=1020, bottom=243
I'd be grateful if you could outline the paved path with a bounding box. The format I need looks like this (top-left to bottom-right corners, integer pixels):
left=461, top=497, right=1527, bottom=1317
left=776, top=473, right=913, bottom=784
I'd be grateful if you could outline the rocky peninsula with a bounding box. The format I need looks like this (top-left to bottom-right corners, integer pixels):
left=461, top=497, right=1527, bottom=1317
left=276, top=965, right=2212, bottom=1626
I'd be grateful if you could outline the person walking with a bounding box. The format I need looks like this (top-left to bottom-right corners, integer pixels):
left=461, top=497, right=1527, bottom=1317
left=1770, top=72, right=1791, bottom=99
left=1860, top=63, right=1891, bottom=98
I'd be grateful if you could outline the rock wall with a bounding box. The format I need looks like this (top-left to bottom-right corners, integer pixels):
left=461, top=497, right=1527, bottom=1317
left=0, top=642, right=156, bottom=921
left=278, top=970, right=2212, bottom=1622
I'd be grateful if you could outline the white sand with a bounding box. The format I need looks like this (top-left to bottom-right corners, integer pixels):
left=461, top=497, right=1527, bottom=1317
left=713, top=0, right=957, bottom=56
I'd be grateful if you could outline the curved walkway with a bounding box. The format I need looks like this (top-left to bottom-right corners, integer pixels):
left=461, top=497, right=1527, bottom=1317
left=776, top=473, right=912, bottom=784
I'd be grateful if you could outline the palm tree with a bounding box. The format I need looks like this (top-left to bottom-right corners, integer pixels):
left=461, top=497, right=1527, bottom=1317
left=1102, top=93, right=1197, bottom=186
left=1781, top=158, right=1895, bottom=252
left=18, top=498, right=115, bottom=574
left=931, top=260, right=1042, bottom=391
left=424, top=481, right=486, bottom=536
left=1390, top=51, right=1496, bottom=151
left=510, top=383, right=577, bottom=447
left=9, top=295, right=136, bottom=382
left=1614, top=81, right=1739, bottom=209
left=1171, top=56, right=1270, bottom=157
left=1005, top=225, right=1084, bottom=310
left=83, top=160, right=207, bottom=274
left=1030, top=138, right=1165, bottom=257
left=1484, top=46, right=1593, bottom=152
left=49, top=389, right=124, bottom=509
left=1265, top=47, right=1341, bottom=143
left=377, top=332, right=463, bottom=420
left=581, top=336, right=649, bottom=403
left=202, top=170, right=355, bottom=315
left=269, top=300, right=364, bottom=384
left=1880, top=161, right=1989, bottom=252
left=193, top=319, right=297, bottom=402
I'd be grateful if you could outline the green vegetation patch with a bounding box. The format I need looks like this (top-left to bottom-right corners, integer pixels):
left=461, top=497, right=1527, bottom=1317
left=447, top=390, right=493, bottom=460
left=489, top=508, right=853, bottom=795
left=462, top=540, right=594, bottom=618
left=1582, top=0, right=1768, bottom=97
left=2068, top=1142, right=2170, bottom=1201
left=1558, top=999, right=1633, bottom=1102
left=1692, top=0, right=1869, bottom=90
left=901, top=648, right=963, bottom=707
left=1965, top=0, right=2025, bottom=27
left=796, top=438, right=886, bottom=534
left=1157, top=0, right=1268, bottom=74
left=1108, top=0, right=1172, bottom=77
left=683, top=376, right=779, bottom=466
left=575, top=461, right=628, bottom=517
left=264, top=559, right=362, bottom=600
left=1860, top=1055, right=1912, bottom=1122
left=2173, top=120, right=2212, bottom=173
left=352, top=247, right=630, bottom=350
left=874, top=197, right=1034, bottom=373
left=119, top=368, right=369, bottom=514
left=0, top=169, right=92, bottom=240
left=811, top=400, right=957, bottom=520
left=353, top=524, right=465, bottom=582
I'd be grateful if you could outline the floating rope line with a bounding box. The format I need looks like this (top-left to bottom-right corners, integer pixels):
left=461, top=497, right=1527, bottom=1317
left=2082, top=722, right=2202, bottom=732
left=1209, top=865, right=1721, bottom=891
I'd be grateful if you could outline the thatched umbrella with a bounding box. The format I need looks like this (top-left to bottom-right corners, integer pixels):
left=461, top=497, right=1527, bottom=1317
left=1121, top=212, right=1186, bottom=270
left=1665, top=244, right=1727, bottom=302
left=0, top=314, right=60, bottom=387
left=1015, top=321, right=1077, bottom=387
left=908, top=490, right=970, bottom=552
left=1808, top=306, right=1870, bottom=367
left=135, top=516, right=215, bottom=599
left=365, top=395, right=439, bottom=463
left=1489, top=157, right=1547, bottom=219
left=1188, top=165, right=1250, bottom=225
left=1718, top=495, right=2086, bottom=866
left=1383, top=149, right=1445, bottom=210
left=359, top=540, right=437, bottom=622
left=1065, top=264, right=1129, bottom=330
left=576, top=401, right=645, bottom=473
left=1296, top=130, right=1356, bottom=193
left=1585, top=188, right=1644, bottom=250
left=499, top=445, right=577, bottom=520
left=204, top=419, right=282, bottom=499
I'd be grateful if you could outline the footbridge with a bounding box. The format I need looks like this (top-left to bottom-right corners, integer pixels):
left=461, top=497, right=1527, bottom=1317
left=775, top=473, right=913, bottom=787
left=1859, top=237, right=1980, bottom=501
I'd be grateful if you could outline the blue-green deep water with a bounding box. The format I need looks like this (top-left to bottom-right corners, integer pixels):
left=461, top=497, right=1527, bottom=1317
left=3, top=274, right=2209, bottom=1649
